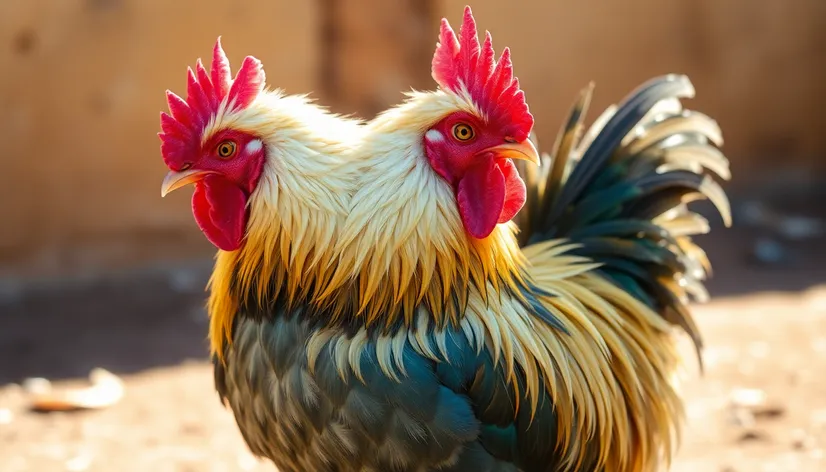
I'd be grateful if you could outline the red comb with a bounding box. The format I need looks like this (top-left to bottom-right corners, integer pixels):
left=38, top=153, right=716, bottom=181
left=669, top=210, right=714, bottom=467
left=159, top=37, right=265, bottom=168
left=431, top=6, right=533, bottom=141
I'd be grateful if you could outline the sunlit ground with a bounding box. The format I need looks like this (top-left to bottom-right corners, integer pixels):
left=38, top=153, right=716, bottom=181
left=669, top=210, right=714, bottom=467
left=2, top=228, right=825, bottom=472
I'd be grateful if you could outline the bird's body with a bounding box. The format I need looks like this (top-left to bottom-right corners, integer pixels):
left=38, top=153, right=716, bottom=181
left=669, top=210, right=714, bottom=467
left=212, top=75, right=730, bottom=472
left=160, top=8, right=731, bottom=472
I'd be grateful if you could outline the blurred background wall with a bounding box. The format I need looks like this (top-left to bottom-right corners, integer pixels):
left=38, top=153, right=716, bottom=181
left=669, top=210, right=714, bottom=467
left=1, top=0, right=824, bottom=280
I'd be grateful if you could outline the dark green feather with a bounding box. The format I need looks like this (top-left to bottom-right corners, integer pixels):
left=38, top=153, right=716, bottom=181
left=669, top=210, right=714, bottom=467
left=515, top=74, right=732, bottom=367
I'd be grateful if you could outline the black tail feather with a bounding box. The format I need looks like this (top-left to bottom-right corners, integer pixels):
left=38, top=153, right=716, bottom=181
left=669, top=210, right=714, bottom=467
left=514, top=75, right=732, bottom=366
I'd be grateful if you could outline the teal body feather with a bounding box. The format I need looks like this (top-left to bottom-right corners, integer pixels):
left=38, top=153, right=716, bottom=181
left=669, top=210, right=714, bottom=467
left=216, top=308, right=591, bottom=472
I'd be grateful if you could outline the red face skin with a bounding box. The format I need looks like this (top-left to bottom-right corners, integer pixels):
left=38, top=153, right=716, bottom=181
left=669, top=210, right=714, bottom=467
left=424, top=111, right=528, bottom=239
left=167, top=129, right=266, bottom=251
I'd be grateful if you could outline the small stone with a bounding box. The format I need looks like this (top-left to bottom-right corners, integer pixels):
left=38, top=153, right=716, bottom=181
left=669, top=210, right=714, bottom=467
left=730, top=388, right=766, bottom=408
left=22, top=377, right=52, bottom=395
left=752, top=403, right=786, bottom=420
left=737, top=429, right=770, bottom=443
left=0, top=408, right=12, bottom=425
left=728, top=388, right=785, bottom=422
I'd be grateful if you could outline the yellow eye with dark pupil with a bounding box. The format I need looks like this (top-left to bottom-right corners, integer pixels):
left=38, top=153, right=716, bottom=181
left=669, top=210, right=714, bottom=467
left=452, top=123, right=475, bottom=141
left=217, top=141, right=236, bottom=158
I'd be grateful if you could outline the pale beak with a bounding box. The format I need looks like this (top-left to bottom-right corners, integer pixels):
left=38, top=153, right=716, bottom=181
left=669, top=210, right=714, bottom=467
left=161, top=169, right=214, bottom=197
left=482, top=140, right=541, bottom=166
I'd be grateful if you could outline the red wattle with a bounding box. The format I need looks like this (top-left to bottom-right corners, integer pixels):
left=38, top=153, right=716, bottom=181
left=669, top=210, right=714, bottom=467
left=497, top=158, right=527, bottom=224
left=456, top=157, right=527, bottom=239
left=457, top=157, right=505, bottom=239
left=192, top=175, right=248, bottom=251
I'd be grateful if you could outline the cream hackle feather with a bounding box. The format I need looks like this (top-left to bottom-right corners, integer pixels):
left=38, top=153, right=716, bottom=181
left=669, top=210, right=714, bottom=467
left=205, top=90, right=368, bottom=358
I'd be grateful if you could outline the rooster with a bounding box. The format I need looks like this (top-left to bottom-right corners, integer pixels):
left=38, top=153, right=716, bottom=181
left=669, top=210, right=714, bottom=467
left=323, top=5, right=731, bottom=472
left=157, top=38, right=365, bottom=374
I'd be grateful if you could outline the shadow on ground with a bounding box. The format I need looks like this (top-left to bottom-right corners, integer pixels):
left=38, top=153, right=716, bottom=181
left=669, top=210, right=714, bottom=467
left=1, top=192, right=824, bottom=384
left=0, top=263, right=214, bottom=384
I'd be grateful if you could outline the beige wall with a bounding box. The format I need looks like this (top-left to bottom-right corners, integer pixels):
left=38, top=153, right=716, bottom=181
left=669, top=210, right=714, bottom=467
left=1, top=0, right=824, bottom=278
left=0, top=0, right=321, bottom=277
left=439, top=0, right=826, bottom=170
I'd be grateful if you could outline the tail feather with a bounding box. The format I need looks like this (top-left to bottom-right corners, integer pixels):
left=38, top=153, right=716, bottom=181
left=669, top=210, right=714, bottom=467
left=514, top=74, right=732, bottom=364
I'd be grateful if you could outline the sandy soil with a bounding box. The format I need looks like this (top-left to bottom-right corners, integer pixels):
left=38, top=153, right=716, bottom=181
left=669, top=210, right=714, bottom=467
left=2, top=227, right=826, bottom=472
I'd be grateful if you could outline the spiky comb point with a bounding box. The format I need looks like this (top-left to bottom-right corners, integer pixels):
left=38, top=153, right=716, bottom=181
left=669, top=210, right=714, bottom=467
left=431, top=6, right=533, bottom=141
left=159, top=37, right=266, bottom=169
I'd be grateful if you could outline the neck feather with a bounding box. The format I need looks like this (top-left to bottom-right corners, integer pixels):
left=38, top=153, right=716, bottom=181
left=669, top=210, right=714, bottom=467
left=206, top=92, right=364, bottom=357
left=322, top=93, right=534, bottom=330
left=206, top=91, right=535, bottom=357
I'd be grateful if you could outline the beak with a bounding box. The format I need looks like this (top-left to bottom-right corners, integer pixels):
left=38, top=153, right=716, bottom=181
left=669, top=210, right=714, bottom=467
left=161, top=169, right=213, bottom=197
left=482, top=140, right=541, bottom=166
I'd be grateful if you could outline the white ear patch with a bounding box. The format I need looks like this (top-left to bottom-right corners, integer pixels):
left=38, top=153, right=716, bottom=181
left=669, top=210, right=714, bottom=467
left=425, top=130, right=444, bottom=143
left=245, top=139, right=263, bottom=154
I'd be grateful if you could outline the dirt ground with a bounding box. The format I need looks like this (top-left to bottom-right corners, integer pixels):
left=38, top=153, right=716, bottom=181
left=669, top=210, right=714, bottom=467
left=2, top=224, right=826, bottom=472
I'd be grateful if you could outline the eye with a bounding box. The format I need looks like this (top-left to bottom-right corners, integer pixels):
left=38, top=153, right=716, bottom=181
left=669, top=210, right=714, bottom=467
left=452, top=123, right=475, bottom=142
left=216, top=140, right=237, bottom=159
